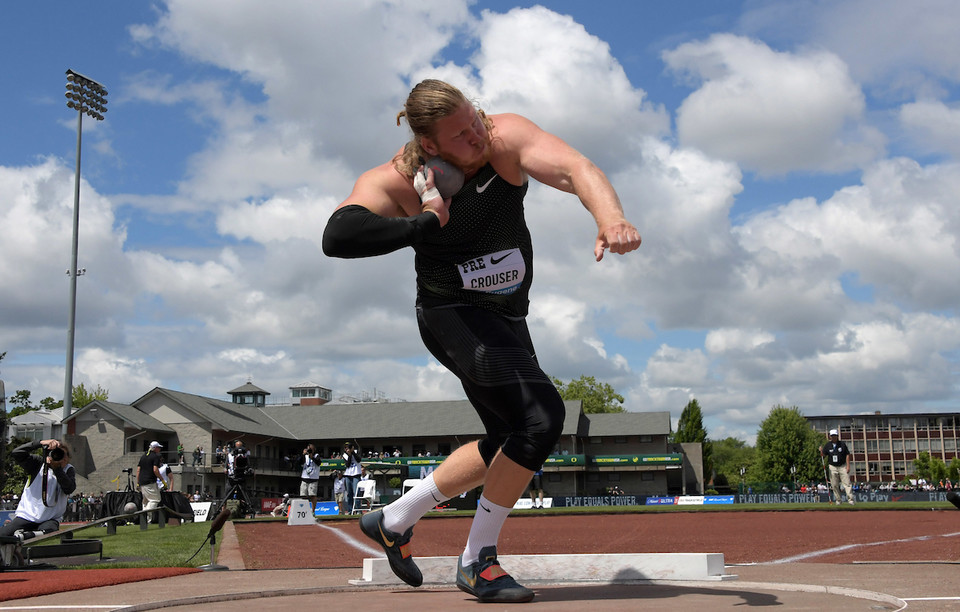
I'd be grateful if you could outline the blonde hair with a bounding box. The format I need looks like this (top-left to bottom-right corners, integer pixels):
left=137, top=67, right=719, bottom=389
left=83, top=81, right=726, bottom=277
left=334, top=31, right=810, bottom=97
left=393, top=79, right=494, bottom=177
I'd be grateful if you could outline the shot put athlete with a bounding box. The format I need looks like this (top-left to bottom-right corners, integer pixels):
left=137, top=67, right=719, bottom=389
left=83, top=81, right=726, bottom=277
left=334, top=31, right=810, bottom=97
left=322, top=79, right=641, bottom=603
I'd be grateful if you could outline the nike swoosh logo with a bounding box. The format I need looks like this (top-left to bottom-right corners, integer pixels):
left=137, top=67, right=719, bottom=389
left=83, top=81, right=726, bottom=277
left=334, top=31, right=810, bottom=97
left=476, top=175, right=496, bottom=193
left=490, top=253, right=511, bottom=265
left=459, top=567, right=477, bottom=587
left=378, top=523, right=395, bottom=547
left=478, top=502, right=491, bottom=513
left=431, top=493, right=441, bottom=503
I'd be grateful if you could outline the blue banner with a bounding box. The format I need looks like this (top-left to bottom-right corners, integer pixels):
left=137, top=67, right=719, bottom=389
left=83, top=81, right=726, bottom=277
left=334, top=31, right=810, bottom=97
left=703, top=495, right=735, bottom=505
left=645, top=496, right=677, bottom=505
left=314, top=501, right=340, bottom=516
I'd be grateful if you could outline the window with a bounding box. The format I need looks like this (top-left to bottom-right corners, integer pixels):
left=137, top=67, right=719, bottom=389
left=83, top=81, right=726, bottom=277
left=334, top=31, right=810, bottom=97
left=931, top=439, right=942, bottom=452
left=904, top=440, right=917, bottom=452
left=607, top=473, right=621, bottom=482
left=892, top=440, right=904, bottom=453
left=852, top=440, right=865, bottom=453
left=919, top=439, right=930, bottom=451
left=614, top=436, right=628, bottom=444
left=878, top=439, right=891, bottom=453
left=641, top=472, right=655, bottom=481
left=866, top=439, right=879, bottom=452
left=945, top=439, right=957, bottom=452
left=639, top=435, right=652, bottom=443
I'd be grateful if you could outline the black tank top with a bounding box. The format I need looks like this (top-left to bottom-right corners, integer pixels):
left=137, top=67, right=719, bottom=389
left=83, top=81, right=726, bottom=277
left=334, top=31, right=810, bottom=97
left=414, top=163, right=532, bottom=317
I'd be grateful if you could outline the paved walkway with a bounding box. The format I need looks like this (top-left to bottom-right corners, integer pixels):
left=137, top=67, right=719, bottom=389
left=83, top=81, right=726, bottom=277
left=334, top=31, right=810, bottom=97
left=2, top=521, right=957, bottom=611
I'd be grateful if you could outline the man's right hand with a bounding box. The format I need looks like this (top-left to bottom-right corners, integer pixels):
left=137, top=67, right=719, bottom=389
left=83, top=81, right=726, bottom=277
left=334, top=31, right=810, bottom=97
left=414, top=166, right=450, bottom=226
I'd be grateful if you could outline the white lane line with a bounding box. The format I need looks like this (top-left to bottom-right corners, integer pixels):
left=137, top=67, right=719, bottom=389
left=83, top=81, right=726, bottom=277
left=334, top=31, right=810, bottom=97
left=0, top=607, right=121, bottom=610
left=767, top=531, right=960, bottom=564
left=903, top=597, right=960, bottom=601
left=315, top=520, right=384, bottom=557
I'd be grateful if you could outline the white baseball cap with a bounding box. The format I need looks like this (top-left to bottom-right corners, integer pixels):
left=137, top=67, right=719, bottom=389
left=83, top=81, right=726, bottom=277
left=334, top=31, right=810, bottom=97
left=149, top=441, right=163, bottom=449
left=828, top=429, right=839, bottom=436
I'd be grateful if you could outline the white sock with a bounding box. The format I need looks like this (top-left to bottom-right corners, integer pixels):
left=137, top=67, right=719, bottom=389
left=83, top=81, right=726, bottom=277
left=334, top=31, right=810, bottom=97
left=461, top=494, right=512, bottom=566
left=382, top=473, right=451, bottom=534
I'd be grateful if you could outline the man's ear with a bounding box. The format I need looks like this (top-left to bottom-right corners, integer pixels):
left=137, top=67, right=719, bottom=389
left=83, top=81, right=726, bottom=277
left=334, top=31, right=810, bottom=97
left=420, top=136, right=438, bottom=157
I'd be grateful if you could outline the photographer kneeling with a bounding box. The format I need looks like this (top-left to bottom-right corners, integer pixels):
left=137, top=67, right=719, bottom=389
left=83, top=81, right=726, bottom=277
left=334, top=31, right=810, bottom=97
left=0, top=439, right=76, bottom=541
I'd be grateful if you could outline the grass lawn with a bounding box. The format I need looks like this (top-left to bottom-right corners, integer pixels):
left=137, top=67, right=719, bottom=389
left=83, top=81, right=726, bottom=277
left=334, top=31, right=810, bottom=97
left=27, top=520, right=219, bottom=569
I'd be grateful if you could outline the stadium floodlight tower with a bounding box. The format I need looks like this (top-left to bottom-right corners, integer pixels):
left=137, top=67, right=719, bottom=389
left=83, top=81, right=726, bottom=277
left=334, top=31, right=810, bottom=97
left=62, top=69, right=107, bottom=419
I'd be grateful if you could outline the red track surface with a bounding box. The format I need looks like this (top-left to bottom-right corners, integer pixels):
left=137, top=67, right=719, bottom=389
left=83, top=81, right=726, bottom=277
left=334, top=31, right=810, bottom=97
left=234, top=509, right=960, bottom=570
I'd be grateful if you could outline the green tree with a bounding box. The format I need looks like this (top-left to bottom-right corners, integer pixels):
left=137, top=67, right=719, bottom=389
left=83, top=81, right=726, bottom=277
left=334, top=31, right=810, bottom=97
left=754, top=405, right=823, bottom=486
left=2, top=436, right=31, bottom=496
left=73, top=382, right=108, bottom=410
left=913, top=452, right=948, bottom=484
left=7, top=389, right=62, bottom=418
left=551, top=375, right=624, bottom=414
left=948, top=457, right=960, bottom=482
left=914, top=452, right=932, bottom=482
left=673, top=399, right=713, bottom=485
left=711, top=437, right=756, bottom=490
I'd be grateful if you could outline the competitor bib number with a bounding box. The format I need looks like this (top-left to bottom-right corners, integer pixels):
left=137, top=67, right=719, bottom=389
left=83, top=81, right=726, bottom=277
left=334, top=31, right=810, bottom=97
left=458, top=249, right=525, bottom=295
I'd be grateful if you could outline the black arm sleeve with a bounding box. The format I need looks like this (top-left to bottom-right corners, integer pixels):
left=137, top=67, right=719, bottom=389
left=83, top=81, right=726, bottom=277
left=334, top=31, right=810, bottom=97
left=12, top=441, right=42, bottom=474
left=322, top=204, right=441, bottom=259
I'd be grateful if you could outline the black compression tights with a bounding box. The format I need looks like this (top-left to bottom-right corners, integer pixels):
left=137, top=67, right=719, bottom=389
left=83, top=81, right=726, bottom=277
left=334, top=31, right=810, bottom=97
left=417, top=304, right=565, bottom=471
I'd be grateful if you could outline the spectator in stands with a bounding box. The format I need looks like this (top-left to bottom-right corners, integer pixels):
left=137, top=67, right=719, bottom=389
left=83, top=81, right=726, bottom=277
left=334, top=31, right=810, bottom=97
left=0, top=439, right=76, bottom=541
left=192, top=446, right=201, bottom=466
left=177, top=444, right=185, bottom=465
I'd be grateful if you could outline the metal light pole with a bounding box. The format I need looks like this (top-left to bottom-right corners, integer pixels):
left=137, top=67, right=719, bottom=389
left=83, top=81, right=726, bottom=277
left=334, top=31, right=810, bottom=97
left=63, top=69, right=107, bottom=419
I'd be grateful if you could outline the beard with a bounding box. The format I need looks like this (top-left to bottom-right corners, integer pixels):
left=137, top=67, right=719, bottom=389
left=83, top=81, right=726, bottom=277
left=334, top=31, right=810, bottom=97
left=439, top=141, right=492, bottom=176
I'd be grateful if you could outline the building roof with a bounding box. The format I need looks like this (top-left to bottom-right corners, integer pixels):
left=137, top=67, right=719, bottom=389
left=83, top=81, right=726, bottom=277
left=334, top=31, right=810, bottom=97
left=582, top=411, right=671, bottom=437
left=264, top=400, right=586, bottom=440
left=11, top=408, right=64, bottom=427
left=61, top=386, right=673, bottom=443
left=146, top=388, right=294, bottom=437
left=68, top=400, right=175, bottom=433
left=227, top=381, right=270, bottom=395
left=289, top=381, right=328, bottom=390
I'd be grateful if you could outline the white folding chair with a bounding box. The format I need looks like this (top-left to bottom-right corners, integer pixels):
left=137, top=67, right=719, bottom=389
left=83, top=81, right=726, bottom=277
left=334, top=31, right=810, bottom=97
left=351, top=479, right=380, bottom=514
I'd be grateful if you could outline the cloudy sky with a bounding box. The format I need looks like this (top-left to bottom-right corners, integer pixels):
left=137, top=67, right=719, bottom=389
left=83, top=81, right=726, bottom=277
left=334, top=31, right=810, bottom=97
left=2, top=0, right=959, bottom=444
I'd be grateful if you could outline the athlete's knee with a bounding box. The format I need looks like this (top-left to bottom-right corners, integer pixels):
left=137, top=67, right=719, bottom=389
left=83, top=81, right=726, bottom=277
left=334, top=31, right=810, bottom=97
left=504, top=396, right=565, bottom=470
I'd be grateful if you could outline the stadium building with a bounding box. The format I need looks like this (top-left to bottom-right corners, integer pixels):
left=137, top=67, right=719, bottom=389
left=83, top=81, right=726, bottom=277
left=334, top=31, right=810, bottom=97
left=806, top=412, right=960, bottom=482
left=57, top=382, right=704, bottom=506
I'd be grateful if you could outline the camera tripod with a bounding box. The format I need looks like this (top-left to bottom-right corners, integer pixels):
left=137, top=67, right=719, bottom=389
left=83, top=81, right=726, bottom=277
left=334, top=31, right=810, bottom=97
left=214, top=478, right=254, bottom=518
left=123, top=469, right=135, bottom=492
